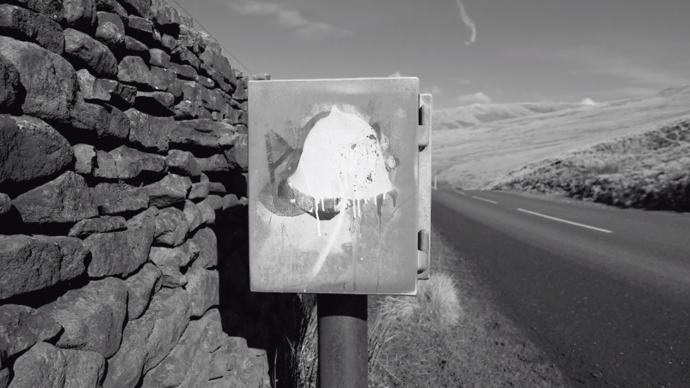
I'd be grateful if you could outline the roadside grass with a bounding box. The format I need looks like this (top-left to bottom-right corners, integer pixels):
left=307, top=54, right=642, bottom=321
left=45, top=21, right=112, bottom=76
left=279, top=229, right=568, bottom=387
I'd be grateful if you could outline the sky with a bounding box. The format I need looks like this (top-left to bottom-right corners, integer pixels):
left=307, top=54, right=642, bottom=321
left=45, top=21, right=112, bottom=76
left=171, top=0, right=690, bottom=110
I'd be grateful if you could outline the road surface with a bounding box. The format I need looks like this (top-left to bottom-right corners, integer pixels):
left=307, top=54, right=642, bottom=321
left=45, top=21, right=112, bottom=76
left=432, top=188, right=690, bottom=387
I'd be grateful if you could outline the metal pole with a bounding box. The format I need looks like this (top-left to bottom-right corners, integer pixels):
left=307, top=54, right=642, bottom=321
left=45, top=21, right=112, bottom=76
left=318, top=294, right=368, bottom=388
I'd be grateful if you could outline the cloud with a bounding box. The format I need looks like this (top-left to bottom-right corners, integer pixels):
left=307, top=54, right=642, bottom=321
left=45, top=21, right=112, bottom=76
left=387, top=71, right=403, bottom=78
left=455, top=0, right=477, bottom=45
left=227, top=0, right=352, bottom=42
left=423, top=85, right=443, bottom=95
left=580, top=98, right=596, bottom=105
left=456, top=92, right=492, bottom=105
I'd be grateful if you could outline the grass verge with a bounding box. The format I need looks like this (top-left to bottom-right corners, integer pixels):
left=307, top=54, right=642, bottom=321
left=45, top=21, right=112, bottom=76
left=278, top=229, right=568, bottom=387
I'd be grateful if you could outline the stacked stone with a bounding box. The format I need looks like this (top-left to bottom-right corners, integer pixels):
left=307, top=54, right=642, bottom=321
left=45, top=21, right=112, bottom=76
left=0, top=1, right=270, bottom=388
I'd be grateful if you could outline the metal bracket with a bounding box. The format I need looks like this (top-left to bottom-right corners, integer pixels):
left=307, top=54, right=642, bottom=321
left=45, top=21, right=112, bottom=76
left=417, top=94, right=432, bottom=280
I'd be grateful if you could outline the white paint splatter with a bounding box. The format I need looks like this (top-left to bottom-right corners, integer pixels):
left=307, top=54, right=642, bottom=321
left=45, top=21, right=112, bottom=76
left=456, top=0, right=477, bottom=45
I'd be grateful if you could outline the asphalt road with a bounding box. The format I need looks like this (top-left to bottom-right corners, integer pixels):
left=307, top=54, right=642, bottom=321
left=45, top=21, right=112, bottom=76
left=431, top=188, right=690, bottom=387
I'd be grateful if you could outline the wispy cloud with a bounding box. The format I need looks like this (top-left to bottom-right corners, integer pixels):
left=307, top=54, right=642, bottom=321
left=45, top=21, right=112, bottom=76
left=456, top=92, right=492, bottom=105
left=227, top=0, right=352, bottom=42
left=455, top=0, right=477, bottom=45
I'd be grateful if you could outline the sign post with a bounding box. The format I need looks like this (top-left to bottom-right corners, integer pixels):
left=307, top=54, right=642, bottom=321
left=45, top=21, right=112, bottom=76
left=248, top=78, right=432, bottom=386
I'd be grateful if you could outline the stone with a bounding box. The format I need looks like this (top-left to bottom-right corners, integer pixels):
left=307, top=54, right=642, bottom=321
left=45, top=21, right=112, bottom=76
left=95, top=0, right=127, bottom=19
left=13, top=171, right=98, bottom=224
left=134, top=90, right=175, bottom=114
left=125, top=108, right=172, bottom=153
left=61, top=348, right=107, bottom=388
left=76, top=69, right=110, bottom=101
left=119, top=0, right=151, bottom=18
left=118, top=55, right=152, bottom=87
left=150, top=65, right=176, bottom=91
left=188, top=182, right=209, bottom=200
left=200, top=194, right=223, bottom=212
left=222, top=194, right=242, bottom=210
left=196, top=199, right=215, bottom=226
left=0, top=368, right=8, bottom=388
left=149, top=247, right=187, bottom=288
left=172, top=46, right=200, bottom=70
left=93, top=145, right=166, bottom=180
left=150, top=0, right=180, bottom=28
left=8, top=342, right=66, bottom=388
left=198, top=75, right=214, bottom=88
left=0, top=193, right=10, bottom=215
left=185, top=268, right=219, bottom=318
left=62, top=0, right=97, bottom=31
left=0, top=57, right=20, bottom=110
left=68, top=215, right=126, bottom=238
left=170, top=62, right=198, bottom=81
left=172, top=82, right=203, bottom=119
left=0, top=235, right=88, bottom=300
left=224, top=133, right=248, bottom=170
left=233, top=77, right=247, bottom=101
left=197, top=154, right=231, bottom=172
left=125, top=15, right=153, bottom=44
left=72, top=144, right=95, bottom=175
left=9, top=342, right=106, bottom=388
left=145, top=173, right=191, bottom=207
left=102, top=288, right=192, bottom=388
left=167, top=150, right=200, bottom=177
left=94, top=11, right=125, bottom=51
left=189, top=227, right=217, bottom=269
left=170, top=119, right=239, bottom=151
left=100, top=79, right=137, bottom=107
left=122, top=35, right=149, bottom=58
left=0, top=36, right=77, bottom=124
left=208, top=182, right=226, bottom=195
left=63, top=28, right=118, bottom=78
left=92, top=182, right=149, bottom=214
left=0, top=305, right=62, bottom=364
left=142, top=309, right=223, bottom=388
left=0, top=4, right=64, bottom=54
left=183, top=200, right=203, bottom=233
left=160, top=33, right=176, bottom=51
left=0, top=115, right=73, bottom=191
left=124, top=263, right=161, bottom=320
left=12, top=0, right=63, bottom=22
left=149, top=48, right=170, bottom=67
left=177, top=24, right=205, bottom=54
left=84, top=208, right=155, bottom=278
left=153, top=207, right=189, bottom=247
left=70, top=99, right=131, bottom=142
left=180, top=15, right=192, bottom=28
left=44, top=277, right=127, bottom=358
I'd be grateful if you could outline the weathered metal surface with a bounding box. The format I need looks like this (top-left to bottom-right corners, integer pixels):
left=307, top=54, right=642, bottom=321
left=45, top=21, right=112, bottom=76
left=248, top=78, right=419, bottom=294
left=417, top=93, right=432, bottom=280
left=318, top=294, right=368, bottom=388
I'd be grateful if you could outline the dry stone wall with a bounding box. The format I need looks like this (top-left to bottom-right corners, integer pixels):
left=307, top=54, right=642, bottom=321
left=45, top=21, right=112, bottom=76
left=0, top=1, right=294, bottom=387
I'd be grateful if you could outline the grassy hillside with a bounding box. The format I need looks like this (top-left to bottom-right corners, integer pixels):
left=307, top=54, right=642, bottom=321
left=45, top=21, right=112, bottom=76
left=488, top=119, right=690, bottom=211
left=432, top=86, right=690, bottom=191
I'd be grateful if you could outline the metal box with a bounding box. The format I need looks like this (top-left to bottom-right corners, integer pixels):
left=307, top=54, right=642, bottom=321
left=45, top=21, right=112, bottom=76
left=248, top=78, right=422, bottom=294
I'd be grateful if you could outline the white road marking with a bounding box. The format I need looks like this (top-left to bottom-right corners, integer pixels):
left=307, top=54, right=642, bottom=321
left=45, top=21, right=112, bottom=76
left=458, top=191, right=467, bottom=195
left=472, top=196, right=498, bottom=204
left=517, top=208, right=613, bottom=233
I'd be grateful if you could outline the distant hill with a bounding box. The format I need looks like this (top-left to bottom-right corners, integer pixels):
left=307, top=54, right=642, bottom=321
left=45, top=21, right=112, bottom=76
left=432, top=86, right=690, bottom=190
left=433, top=102, right=587, bottom=131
